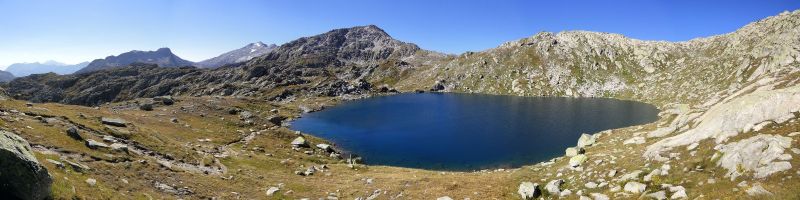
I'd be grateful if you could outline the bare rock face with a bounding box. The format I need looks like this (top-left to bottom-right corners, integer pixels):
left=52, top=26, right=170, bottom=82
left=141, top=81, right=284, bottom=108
left=716, top=134, right=793, bottom=180
left=645, top=85, right=800, bottom=161
left=0, top=131, right=52, bottom=200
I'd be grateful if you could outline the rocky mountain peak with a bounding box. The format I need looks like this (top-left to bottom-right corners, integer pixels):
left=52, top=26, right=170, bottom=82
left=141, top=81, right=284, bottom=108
left=256, top=25, right=420, bottom=67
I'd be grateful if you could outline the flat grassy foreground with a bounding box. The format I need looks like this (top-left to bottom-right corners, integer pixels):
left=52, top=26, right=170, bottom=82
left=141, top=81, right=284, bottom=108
left=1, top=95, right=798, bottom=199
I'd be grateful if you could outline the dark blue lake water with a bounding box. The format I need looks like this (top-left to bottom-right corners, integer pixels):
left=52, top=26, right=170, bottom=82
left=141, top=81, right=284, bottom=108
left=291, top=93, right=658, bottom=171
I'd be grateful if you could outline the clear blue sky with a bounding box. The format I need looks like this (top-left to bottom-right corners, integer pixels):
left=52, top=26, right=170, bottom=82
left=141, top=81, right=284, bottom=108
left=1, top=0, right=799, bottom=68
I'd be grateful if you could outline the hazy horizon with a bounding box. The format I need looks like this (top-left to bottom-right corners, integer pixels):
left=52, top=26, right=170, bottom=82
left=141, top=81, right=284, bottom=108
left=1, top=0, right=799, bottom=69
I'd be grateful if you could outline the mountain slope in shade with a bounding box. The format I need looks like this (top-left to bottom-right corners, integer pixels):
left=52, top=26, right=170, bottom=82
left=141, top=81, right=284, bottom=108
left=195, top=42, right=278, bottom=68
left=0, top=70, right=14, bottom=82
left=75, top=48, right=194, bottom=74
left=5, top=61, right=88, bottom=77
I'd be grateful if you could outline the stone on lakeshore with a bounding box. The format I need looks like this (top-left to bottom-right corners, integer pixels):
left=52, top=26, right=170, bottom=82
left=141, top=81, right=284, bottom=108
left=569, top=154, right=588, bottom=167
left=577, top=133, right=596, bottom=148
left=291, top=137, right=309, bottom=148
left=565, top=147, right=585, bottom=157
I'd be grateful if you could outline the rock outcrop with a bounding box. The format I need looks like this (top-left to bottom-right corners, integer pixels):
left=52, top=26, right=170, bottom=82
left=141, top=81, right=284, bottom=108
left=0, top=131, right=52, bottom=200
left=716, top=134, right=793, bottom=180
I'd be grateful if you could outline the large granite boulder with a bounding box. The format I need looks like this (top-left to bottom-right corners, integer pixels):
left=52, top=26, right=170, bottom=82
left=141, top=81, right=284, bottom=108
left=0, top=131, right=52, bottom=200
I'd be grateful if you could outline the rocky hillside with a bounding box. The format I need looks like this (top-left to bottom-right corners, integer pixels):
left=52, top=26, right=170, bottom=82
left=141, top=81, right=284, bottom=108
left=6, top=25, right=448, bottom=106
left=396, top=10, right=800, bottom=108
left=75, top=48, right=194, bottom=74
left=195, top=42, right=278, bottom=68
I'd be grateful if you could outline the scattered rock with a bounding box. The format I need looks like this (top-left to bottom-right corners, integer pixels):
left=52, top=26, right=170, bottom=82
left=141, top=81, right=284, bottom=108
left=139, top=103, right=154, bottom=111
left=268, top=115, right=287, bottom=125
left=623, top=181, right=646, bottom=193
left=623, top=136, right=646, bottom=145
left=109, top=143, right=128, bottom=152
left=316, top=144, right=333, bottom=152
left=0, top=131, right=52, bottom=200
left=101, top=117, right=127, bottom=127
left=436, top=196, right=453, bottom=200
left=85, top=139, right=110, bottom=149
left=154, top=96, right=175, bottom=105
left=607, top=170, right=617, bottom=177
left=291, top=137, right=309, bottom=148
left=569, top=154, right=588, bottom=167
left=565, top=147, right=585, bottom=157
left=746, top=185, right=773, bottom=196
left=104, top=125, right=131, bottom=139
left=544, top=179, right=564, bottom=195
left=63, top=160, right=91, bottom=172
left=266, top=186, right=280, bottom=196
left=45, top=159, right=64, bottom=169
left=518, top=182, right=541, bottom=200
left=585, top=182, right=598, bottom=189
left=559, top=189, right=572, bottom=197
left=618, top=170, right=643, bottom=182
left=646, top=191, right=667, bottom=200
left=86, top=178, right=97, bottom=186
left=590, top=193, right=610, bottom=200
left=239, top=111, right=254, bottom=120
left=670, top=189, right=687, bottom=199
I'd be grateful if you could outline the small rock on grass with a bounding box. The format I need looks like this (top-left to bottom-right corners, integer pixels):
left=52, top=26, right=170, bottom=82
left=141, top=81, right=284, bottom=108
left=266, top=187, right=280, bottom=196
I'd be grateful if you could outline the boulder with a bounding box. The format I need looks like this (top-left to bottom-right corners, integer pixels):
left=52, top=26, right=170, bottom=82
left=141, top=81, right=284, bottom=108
left=0, top=131, right=52, bottom=200
left=565, top=147, right=585, bottom=157
left=517, top=182, right=541, bottom=200
left=544, top=179, right=564, bottom=195
left=101, top=117, right=127, bottom=127
left=291, top=137, right=309, bottom=148
left=569, top=154, right=588, bottom=167
left=66, top=127, right=83, bottom=141
left=623, top=181, right=646, bottom=193
left=577, top=133, right=596, bottom=147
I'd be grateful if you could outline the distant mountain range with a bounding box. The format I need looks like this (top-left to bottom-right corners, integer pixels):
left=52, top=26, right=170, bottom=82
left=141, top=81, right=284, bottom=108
left=0, top=70, right=14, bottom=82
left=5, top=61, right=88, bottom=77
left=195, top=42, right=277, bottom=68
left=75, top=48, right=195, bottom=74
left=72, top=43, right=278, bottom=73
